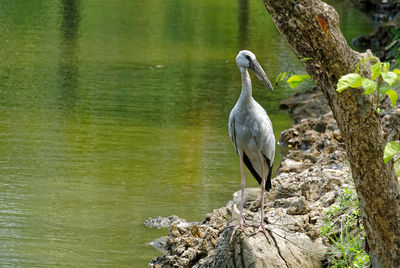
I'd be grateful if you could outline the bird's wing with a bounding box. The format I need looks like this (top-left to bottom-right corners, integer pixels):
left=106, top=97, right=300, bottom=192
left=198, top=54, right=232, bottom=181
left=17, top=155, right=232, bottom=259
left=263, top=117, right=276, bottom=166
left=228, top=114, right=238, bottom=154
left=253, top=107, right=275, bottom=167
left=252, top=110, right=275, bottom=191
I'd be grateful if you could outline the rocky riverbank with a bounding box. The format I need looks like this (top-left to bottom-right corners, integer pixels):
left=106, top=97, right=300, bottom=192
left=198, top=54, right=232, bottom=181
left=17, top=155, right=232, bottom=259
left=145, top=86, right=400, bottom=267
left=142, top=89, right=336, bottom=267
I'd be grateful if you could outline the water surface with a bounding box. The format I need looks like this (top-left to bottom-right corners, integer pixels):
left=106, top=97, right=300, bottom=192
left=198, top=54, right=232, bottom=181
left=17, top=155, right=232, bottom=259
left=0, top=0, right=372, bottom=266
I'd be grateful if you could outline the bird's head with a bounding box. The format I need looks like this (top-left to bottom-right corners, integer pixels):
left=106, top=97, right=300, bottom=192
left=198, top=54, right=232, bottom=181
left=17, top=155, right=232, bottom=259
left=236, top=50, right=273, bottom=91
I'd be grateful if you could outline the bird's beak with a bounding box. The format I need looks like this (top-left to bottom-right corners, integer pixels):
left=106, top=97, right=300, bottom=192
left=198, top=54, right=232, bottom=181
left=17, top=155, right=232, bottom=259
left=250, top=59, right=274, bottom=91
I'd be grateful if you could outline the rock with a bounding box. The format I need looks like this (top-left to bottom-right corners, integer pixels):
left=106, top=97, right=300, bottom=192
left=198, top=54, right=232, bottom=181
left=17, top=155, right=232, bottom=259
left=149, top=236, right=169, bottom=254
left=279, top=110, right=342, bottom=155
left=351, top=0, right=400, bottom=62
left=279, top=158, right=304, bottom=172
left=232, top=188, right=261, bottom=207
left=205, top=226, right=325, bottom=268
left=285, top=196, right=308, bottom=215
left=320, top=191, right=338, bottom=208
left=147, top=151, right=353, bottom=267
left=352, top=24, right=398, bottom=52
left=144, top=215, right=188, bottom=229
left=382, top=107, right=400, bottom=141
left=280, top=87, right=330, bottom=122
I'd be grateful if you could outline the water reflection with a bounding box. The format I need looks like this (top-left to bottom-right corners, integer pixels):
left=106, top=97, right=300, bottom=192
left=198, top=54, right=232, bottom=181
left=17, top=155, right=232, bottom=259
left=238, top=0, right=249, bottom=48
left=58, top=0, right=80, bottom=114
left=61, top=0, right=80, bottom=40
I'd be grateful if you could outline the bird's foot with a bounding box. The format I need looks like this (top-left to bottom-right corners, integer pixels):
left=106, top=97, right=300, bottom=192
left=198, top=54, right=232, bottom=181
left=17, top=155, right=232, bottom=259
left=255, top=223, right=270, bottom=239
left=245, top=222, right=271, bottom=238
left=229, top=223, right=244, bottom=243
left=222, top=221, right=248, bottom=243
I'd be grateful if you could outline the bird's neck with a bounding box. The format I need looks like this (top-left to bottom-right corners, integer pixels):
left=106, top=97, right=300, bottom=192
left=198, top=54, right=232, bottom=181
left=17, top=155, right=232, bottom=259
left=238, top=67, right=252, bottom=103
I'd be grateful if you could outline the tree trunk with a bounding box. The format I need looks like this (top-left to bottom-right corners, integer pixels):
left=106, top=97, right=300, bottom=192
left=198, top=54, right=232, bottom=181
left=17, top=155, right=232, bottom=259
left=261, top=0, right=400, bottom=266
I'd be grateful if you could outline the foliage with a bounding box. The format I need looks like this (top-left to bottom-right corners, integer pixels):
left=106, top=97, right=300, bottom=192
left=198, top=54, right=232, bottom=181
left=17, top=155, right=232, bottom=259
left=321, top=187, right=359, bottom=236
left=279, top=58, right=400, bottom=267
left=336, top=59, right=400, bottom=164
left=279, top=58, right=400, bottom=163
left=321, top=165, right=400, bottom=267
left=321, top=187, right=370, bottom=267
left=336, top=59, right=399, bottom=111
left=275, top=58, right=313, bottom=89
left=384, top=141, right=400, bottom=163
left=336, top=73, right=363, bottom=93
left=276, top=72, right=312, bottom=89
left=286, top=74, right=312, bottom=88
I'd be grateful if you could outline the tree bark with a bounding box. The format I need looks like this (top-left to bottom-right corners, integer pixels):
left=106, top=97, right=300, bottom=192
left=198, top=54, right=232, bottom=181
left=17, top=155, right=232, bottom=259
left=261, top=0, right=400, bottom=266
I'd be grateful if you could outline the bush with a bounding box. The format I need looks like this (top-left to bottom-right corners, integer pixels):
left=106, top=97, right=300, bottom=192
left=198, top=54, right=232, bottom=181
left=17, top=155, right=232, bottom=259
left=321, top=186, right=369, bottom=267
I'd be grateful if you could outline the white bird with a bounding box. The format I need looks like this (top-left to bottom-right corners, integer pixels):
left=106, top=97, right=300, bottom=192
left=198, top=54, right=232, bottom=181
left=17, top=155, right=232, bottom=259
left=228, top=50, right=275, bottom=240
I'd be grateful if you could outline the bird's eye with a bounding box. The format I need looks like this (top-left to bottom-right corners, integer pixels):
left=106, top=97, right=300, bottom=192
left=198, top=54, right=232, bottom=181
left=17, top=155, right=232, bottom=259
left=245, top=55, right=253, bottom=68
left=245, top=55, right=252, bottom=68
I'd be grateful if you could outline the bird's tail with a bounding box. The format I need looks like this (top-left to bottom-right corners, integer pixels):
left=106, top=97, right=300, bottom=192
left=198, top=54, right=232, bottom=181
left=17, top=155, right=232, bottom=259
left=243, top=153, right=272, bottom=191
left=265, top=164, right=272, bottom=191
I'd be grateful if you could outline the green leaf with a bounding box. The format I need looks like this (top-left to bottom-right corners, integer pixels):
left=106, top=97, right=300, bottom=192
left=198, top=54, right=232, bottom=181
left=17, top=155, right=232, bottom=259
left=371, top=62, right=382, bottom=80
left=361, top=78, right=377, bottom=94
left=393, top=69, right=400, bottom=76
left=382, top=71, right=397, bottom=86
left=300, top=57, right=312, bottom=62
left=286, top=74, right=311, bottom=88
left=385, top=89, right=398, bottom=107
left=382, top=62, right=390, bottom=73
left=275, top=72, right=287, bottom=84
left=378, top=84, right=390, bottom=94
left=384, top=141, right=400, bottom=163
left=280, top=72, right=287, bottom=81
left=336, top=73, right=362, bottom=92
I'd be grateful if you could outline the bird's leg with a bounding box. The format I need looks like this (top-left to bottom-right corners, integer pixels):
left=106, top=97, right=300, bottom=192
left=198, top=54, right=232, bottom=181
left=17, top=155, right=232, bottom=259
left=238, top=153, right=246, bottom=227
left=247, top=157, right=270, bottom=239
left=258, top=156, right=267, bottom=233
left=227, top=154, right=247, bottom=242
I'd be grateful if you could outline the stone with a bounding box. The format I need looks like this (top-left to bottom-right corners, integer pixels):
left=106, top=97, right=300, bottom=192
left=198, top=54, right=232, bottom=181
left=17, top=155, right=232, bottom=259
left=280, top=87, right=330, bottom=123
left=286, top=196, right=308, bottom=215
left=279, top=158, right=303, bottom=172
left=320, top=191, right=338, bottom=208
left=144, top=215, right=187, bottom=229
left=232, top=188, right=261, bottom=207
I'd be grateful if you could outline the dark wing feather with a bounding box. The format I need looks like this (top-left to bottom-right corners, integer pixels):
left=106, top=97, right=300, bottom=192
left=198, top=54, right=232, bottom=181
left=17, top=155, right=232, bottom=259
left=263, top=153, right=273, bottom=191
left=243, top=152, right=272, bottom=191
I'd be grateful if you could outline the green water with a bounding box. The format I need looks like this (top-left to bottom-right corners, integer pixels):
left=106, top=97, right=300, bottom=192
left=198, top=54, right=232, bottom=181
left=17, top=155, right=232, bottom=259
left=0, top=0, right=372, bottom=267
